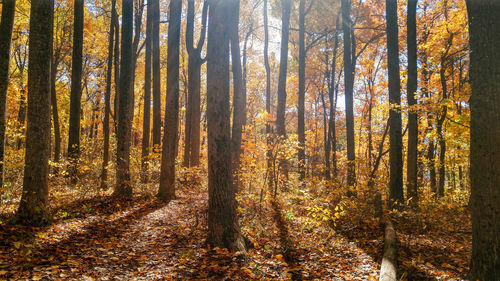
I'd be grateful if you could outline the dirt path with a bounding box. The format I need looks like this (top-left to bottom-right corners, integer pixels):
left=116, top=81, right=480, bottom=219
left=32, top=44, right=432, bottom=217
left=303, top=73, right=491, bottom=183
left=1, top=189, right=380, bottom=280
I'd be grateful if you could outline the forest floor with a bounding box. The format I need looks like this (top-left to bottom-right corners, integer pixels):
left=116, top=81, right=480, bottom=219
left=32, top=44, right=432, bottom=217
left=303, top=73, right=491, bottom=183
left=0, top=182, right=471, bottom=280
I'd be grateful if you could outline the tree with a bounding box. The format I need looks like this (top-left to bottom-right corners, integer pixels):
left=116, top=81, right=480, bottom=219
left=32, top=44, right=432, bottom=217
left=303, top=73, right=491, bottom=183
left=152, top=0, right=162, bottom=148
left=184, top=0, right=208, bottom=167
left=141, top=0, right=152, bottom=182
left=263, top=0, right=272, bottom=190
left=67, top=0, right=85, bottom=179
left=326, top=15, right=341, bottom=180
left=466, top=0, right=500, bottom=279
left=16, top=0, right=54, bottom=226
left=386, top=0, right=404, bottom=207
left=49, top=3, right=70, bottom=175
left=113, top=9, right=120, bottom=132
left=158, top=0, right=182, bottom=201
left=342, top=0, right=356, bottom=192
left=0, top=0, right=16, bottom=188
left=297, top=0, right=306, bottom=182
left=230, top=0, right=246, bottom=182
left=406, top=0, right=418, bottom=205
left=276, top=0, right=291, bottom=139
left=115, top=0, right=134, bottom=197
left=206, top=0, right=246, bottom=252
left=101, top=0, right=117, bottom=188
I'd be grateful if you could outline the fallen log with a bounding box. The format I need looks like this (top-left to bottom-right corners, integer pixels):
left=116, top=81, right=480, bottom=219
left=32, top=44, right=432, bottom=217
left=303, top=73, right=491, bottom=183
left=379, top=220, right=397, bottom=281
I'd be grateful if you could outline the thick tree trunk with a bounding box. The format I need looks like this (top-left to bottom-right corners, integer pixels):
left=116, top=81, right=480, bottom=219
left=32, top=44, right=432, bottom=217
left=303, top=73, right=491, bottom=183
left=467, top=1, right=500, bottom=279
left=297, top=0, right=306, bottom=182
left=102, top=0, right=117, bottom=189
left=188, top=59, right=202, bottom=167
left=67, top=0, right=84, bottom=178
left=276, top=0, right=291, bottom=139
left=141, top=0, right=152, bottom=183
left=342, top=0, right=356, bottom=191
left=0, top=0, right=16, bottom=188
left=152, top=0, right=162, bottom=148
left=16, top=0, right=54, bottom=226
left=406, top=0, right=418, bottom=205
left=158, top=0, right=182, bottom=201
left=386, top=0, right=404, bottom=207
left=115, top=0, right=134, bottom=197
left=379, top=220, right=398, bottom=281
left=206, top=0, right=246, bottom=253
left=184, top=0, right=207, bottom=168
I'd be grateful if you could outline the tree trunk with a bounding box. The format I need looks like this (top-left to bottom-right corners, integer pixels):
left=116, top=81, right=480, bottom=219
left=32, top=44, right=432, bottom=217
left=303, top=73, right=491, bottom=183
left=115, top=0, right=134, bottom=197
left=130, top=0, right=144, bottom=119
left=206, top=0, right=246, bottom=253
left=16, top=0, right=54, bottom=226
left=297, top=0, right=306, bottom=182
left=437, top=55, right=449, bottom=198
left=141, top=0, right=152, bottom=183
left=16, top=91, right=26, bottom=149
left=152, top=0, right=162, bottom=148
left=0, top=0, right=16, bottom=188
left=325, top=16, right=340, bottom=181
left=386, top=0, right=404, bottom=207
left=101, top=0, right=117, bottom=189
left=184, top=0, right=207, bottom=168
left=276, top=0, right=291, bottom=139
left=342, top=0, right=356, bottom=192
left=406, top=0, right=418, bottom=205
left=263, top=0, right=272, bottom=191
left=158, top=0, right=182, bottom=201
left=67, top=0, right=84, bottom=178
left=230, top=0, right=246, bottom=188
left=113, top=13, right=120, bottom=132
left=467, top=1, right=500, bottom=279
left=50, top=55, right=61, bottom=173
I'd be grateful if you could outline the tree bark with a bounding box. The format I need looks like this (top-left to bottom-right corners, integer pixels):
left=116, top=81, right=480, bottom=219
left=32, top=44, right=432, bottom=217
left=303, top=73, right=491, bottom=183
left=297, top=0, right=306, bottom=182
left=406, top=0, right=418, bottom=205
left=0, top=0, right=16, bottom=188
left=276, top=0, right=291, bottom=139
left=158, top=0, right=182, bottom=201
left=67, top=0, right=84, bottom=178
left=466, top=1, right=500, bottom=279
left=115, top=0, right=134, bottom=197
left=263, top=0, right=272, bottom=191
left=342, top=0, right=356, bottom=192
left=152, top=0, right=162, bottom=148
left=386, top=0, right=404, bottom=207
left=329, top=18, right=341, bottom=180
left=50, top=55, right=61, bottom=173
left=113, top=13, right=120, bottom=132
left=130, top=0, right=144, bottom=120
left=101, top=0, right=117, bottom=189
left=379, top=220, right=398, bottom=281
left=141, top=0, right=152, bottom=183
left=184, top=0, right=207, bottom=167
left=206, top=0, right=246, bottom=253
left=16, top=0, right=54, bottom=226
left=230, top=0, right=246, bottom=188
